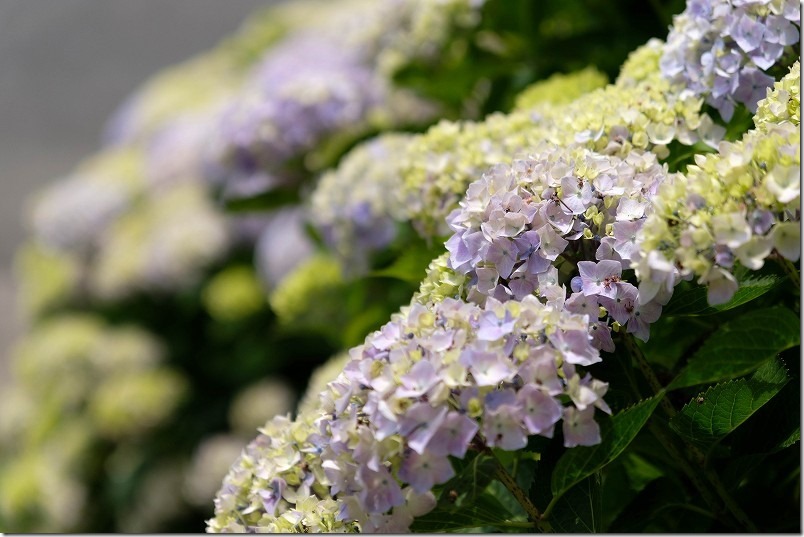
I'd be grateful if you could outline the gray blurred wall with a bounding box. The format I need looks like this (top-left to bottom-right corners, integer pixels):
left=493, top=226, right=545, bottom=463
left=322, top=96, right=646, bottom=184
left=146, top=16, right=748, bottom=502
left=0, top=0, right=275, bottom=376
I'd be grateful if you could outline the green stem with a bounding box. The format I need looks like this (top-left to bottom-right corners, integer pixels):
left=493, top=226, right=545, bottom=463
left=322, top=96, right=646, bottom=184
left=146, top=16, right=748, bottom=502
left=497, top=520, right=541, bottom=529
left=621, top=333, right=677, bottom=419
left=541, top=494, right=557, bottom=520
left=622, top=333, right=759, bottom=532
left=702, top=466, right=759, bottom=532
left=776, top=257, right=800, bottom=292
left=654, top=503, right=719, bottom=520
left=648, top=422, right=729, bottom=523
left=485, top=448, right=551, bottom=532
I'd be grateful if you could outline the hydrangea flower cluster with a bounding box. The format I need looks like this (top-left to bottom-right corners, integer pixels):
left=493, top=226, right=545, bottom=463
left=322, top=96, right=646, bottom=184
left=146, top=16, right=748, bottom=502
left=413, top=252, right=469, bottom=305
left=616, top=38, right=666, bottom=88
left=0, top=315, right=184, bottom=531
left=636, top=63, right=800, bottom=304
left=754, top=60, right=800, bottom=127
left=102, top=0, right=295, bottom=146
left=210, top=0, right=486, bottom=197
left=210, top=295, right=611, bottom=532
left=104, top=51, right=244, bottom=147
left=29, top=149, right=144, bottom=254
left=400, top=111, right=548, bottom=237
left=310, top=134, right=414, bottom=271
left=660, top=0, right=800, bottom=120
left=254, top=207, right=316, bottom=291
left=13, top=241, right=80, bottom=319
left=213, top=33, right=387, bottom=196
left=514, top=66, right=609, bottom=110
left=208, top=412, right=355, bottom=533
left=144, top=108, right=226, bottom=191
left=268, top=254, right=345, bottom=326
left=401, top=45, right=724, bottom=238
left=89, top=183, right=230, bottom=299
left=202, top=265, right=267, bottom=323
left=446, top=144, right=672, bottom=342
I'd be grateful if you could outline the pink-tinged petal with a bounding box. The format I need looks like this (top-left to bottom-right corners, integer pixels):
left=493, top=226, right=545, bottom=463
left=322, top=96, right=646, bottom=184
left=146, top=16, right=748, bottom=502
left=563, top=406, right=601, bottom=447
left=399, top=451, right=455, bottom=494
left=400, top=403, right=448, bottom=454
left=396, top=360, right=439, bottom=398
left=518, top=385, right=562, bottom=435
left=702, top=266, right=738, bottom=305
left=428, top=411, right=479, bottom=458
left=461, top=349, right=516, bottom=386
left=483, top=389, right=527, bottom=450
left=549, top=329, right=601, bottom=366
left=258, top=477, right=286, bottom=515
left=477, top=309, right=516, bottom=341
left=358, top=465, right=405, bottom=514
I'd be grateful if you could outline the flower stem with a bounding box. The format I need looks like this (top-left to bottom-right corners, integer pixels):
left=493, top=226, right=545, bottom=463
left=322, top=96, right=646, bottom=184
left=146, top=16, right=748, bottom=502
left=776, top=257, right=800, bottom=293
left=484, top=447, right=551, bottom=532
left=622, top=333, right=759, bottom=532
left=621, top=333, right=677, bottom=418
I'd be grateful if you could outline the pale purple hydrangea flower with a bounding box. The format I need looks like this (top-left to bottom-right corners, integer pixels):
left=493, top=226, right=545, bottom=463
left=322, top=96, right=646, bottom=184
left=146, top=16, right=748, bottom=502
left=445, top=144, right=673, bottom=344
left=212, top=33, right=386, bottom=195
left=660, top=0, right=800, bottom=120
left=30, top=175, right=133, bottom=254
left=300, top=295, right=611, bottom=531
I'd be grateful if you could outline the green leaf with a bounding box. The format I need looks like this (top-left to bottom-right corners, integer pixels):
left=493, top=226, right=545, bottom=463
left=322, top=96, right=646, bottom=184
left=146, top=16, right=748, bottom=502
left=436, top=452, right=498, bottom=507
left=668, top=306, right=799, bottom=390
left=639, top=315, right=712, bottom=371
left=368, top=246, right=442, bottom=284
left=729, top=380, right=801, bottom=456
left=662, top=275, right=782, bottom=317
left=410, top=492, right=517, bottom=532
left=602, top=453, right=664, bottom=530
left=222, top=187, right=300, bottom=212
left=669, top=358, right=790, bottom=451
left=550, top=395, right=662, bottom=499
left=548, top=474, right=602, bottom=533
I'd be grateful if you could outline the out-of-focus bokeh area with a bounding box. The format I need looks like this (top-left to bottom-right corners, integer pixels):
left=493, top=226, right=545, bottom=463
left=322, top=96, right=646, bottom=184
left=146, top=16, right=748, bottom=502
left=0, top=0, right=690, bottom=532
left=0, top=1, right=275, bottom=531
left=0, top=0, right=270, bottom=370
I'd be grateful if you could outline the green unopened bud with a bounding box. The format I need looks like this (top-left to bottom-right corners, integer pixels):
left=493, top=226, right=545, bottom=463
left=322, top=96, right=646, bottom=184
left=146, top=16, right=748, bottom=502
left=467, top=397, right=483, bottom=418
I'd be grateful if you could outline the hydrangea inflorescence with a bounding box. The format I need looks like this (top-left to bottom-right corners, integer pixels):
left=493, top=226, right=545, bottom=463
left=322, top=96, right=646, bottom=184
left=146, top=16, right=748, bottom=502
left=210, top=295, right=611, bottom=532
left=211, top=0, right=484, bottom=197
left=400, top=39, right=725, bottom=239
left=636, top=61, right=800, bottom=305
left=444, top=144, right=672, bottom=343
left=0, top=315, right=185, bottom=531
left=660, top=0, right=801, bottom=120
left=310, top=134, right=415, bottom=272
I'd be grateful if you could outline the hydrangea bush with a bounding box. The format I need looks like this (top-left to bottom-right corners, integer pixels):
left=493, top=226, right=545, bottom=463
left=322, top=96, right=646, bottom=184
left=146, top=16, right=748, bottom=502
left=2, top=0, right=799, bottom=533
left=208, top=0, right=799, bottom=533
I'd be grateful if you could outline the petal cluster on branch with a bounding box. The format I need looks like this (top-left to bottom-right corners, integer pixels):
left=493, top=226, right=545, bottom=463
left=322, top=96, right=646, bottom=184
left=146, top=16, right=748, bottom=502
left=637, top=62, right=800, bottom=304
left=400, top=45, right=724, bottom=238
left=445, top=143, right=672, bottom=342
left=310, top=134, right=414, bottom=272
left=211, top=295, right=612, bottom=532
left=660, top=0, right=800, bottom=120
